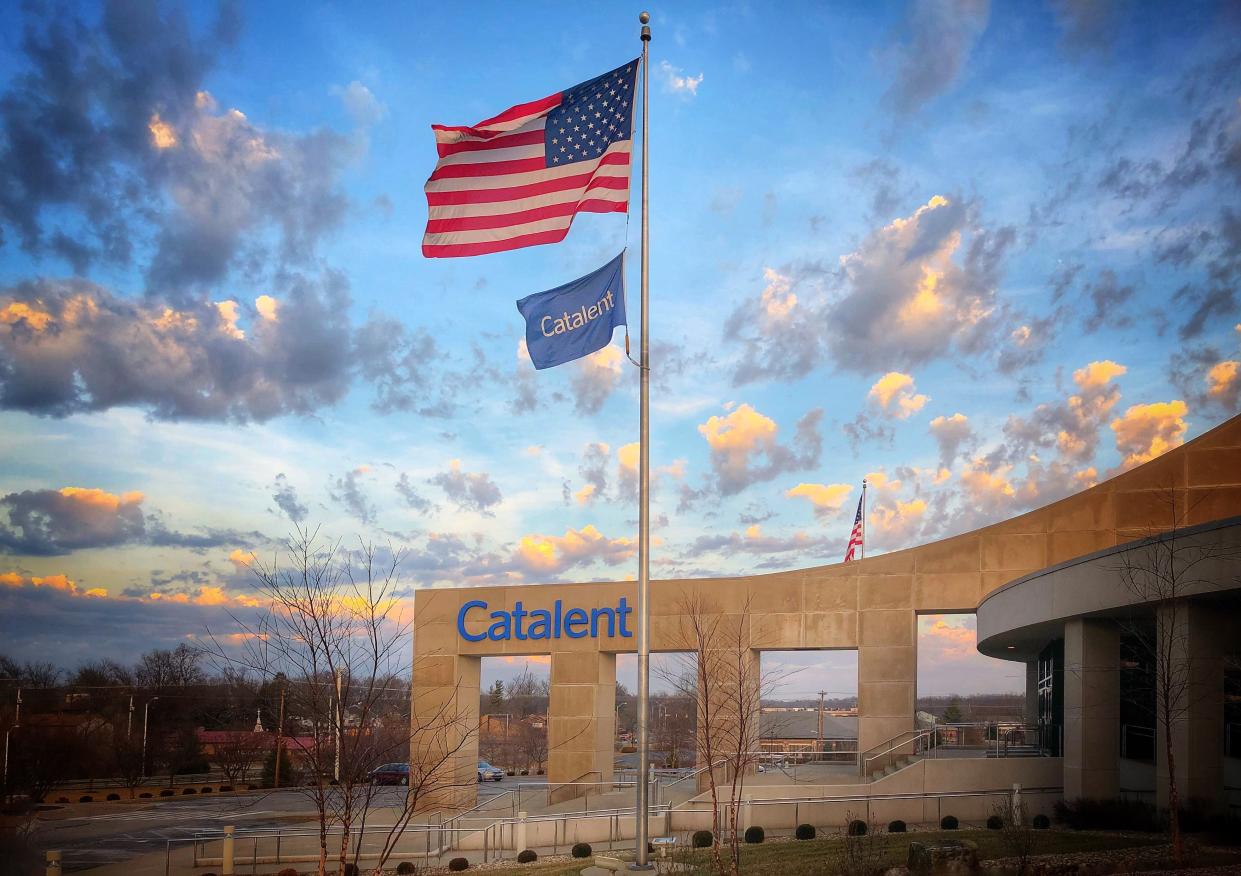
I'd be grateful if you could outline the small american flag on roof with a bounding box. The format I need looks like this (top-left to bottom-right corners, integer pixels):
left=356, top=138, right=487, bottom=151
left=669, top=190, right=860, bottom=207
left=423, top=60, right=639, bottom=258
left=843, top=493, right=864, bottom=562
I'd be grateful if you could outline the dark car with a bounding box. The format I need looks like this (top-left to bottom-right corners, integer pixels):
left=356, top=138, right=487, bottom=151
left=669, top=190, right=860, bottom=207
left=369, top=762, right=410, bottom=786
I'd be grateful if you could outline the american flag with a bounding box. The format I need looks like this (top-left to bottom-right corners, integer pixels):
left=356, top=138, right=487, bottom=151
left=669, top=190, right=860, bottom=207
left=423, top=60, right=639, bottom=258
left=843, top=494, right=864, bottom=562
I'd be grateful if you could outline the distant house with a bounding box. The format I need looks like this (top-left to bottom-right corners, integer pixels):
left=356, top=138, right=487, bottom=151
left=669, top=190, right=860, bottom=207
left=758, top=711, right=858, bottom=758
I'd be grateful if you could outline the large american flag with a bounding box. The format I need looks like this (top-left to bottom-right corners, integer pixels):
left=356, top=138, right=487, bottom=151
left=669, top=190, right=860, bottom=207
left=423, top=60, right=639, bottom=258
left=843, top=494, right=864, bottom=563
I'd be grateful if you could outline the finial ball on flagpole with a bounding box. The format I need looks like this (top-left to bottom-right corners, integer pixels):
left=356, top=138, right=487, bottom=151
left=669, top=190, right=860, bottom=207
left=639, top=11, right=650, bottom=23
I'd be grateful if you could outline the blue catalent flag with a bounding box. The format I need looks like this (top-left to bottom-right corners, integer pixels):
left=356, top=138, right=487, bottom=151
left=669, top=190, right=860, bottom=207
left=516, top=252, right=627, bottom=370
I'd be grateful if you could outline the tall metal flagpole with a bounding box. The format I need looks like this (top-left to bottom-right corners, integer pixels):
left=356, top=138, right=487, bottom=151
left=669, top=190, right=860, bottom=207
left=633, top=9, right=653, bottom=871
left=861, top=479, right=868, bottom=560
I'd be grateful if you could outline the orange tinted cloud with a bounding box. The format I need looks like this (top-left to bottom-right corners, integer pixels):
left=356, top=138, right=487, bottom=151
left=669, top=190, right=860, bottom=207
left=786, top=482, right=852, bottom=514
left=868, top=371, right=929, bottom=418
left=1, top=571, right=104, bottom=597
left=514, top=525, right=635, bottom=576
left=1111, top=400, right=1188, bottom=469
left=57, top=487, right=144, bottom=509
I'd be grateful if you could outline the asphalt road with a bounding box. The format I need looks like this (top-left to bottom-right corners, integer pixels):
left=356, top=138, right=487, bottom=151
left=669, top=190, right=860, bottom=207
left=35, top=779, right=536, bottom=871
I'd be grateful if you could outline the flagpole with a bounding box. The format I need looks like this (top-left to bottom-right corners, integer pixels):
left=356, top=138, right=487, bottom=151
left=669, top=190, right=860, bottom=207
left=633, top=9, right=653, bottom=871
left=860, top=479, right=867, bottom=560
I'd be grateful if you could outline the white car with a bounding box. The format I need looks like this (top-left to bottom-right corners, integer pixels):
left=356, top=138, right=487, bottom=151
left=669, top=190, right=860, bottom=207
left=477, top=760, right=504, bottom=782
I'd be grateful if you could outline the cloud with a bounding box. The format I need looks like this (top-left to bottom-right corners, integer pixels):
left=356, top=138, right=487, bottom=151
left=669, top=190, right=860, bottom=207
left=329, top=466, right=375, bottom=525
left=681, top=525, right=830, bottom=563
left=726, top=267, right=826, bottom=385
left=331, top=81, right=387, bottom=126
left=570, top=345, right=627, bottom=414
left=697, top=404, right=822, bottom=495
left=513, top=525, right=635, bottom=576
left=1, top=570, right=106, bottom=598
left=0, top=487, right=145, bottom=555
left=929, top=413, right=972, bottom=468
left=883, top=0, right=990, bottom=115
left=577, top=443, right=610, bottom=505
left=1082, top=270, right=1135, bottom=333
left=1206, top=360, right=1240, bottom=409
left=918, top=616, right=977, bottom=660
left=270, top=473, right=307, bottom=523
left=1110, top=400, right=1189, bottom=470
left=827, top=196, right=1012, bottom=373
left=617, top=442, right=640, bottom=498
left=396, top=472, right=435, bottom=516
left=1049, top=0, right=1120, bottom=57
left=785, top=483, right=852, bottom=517
left=429, top=460, right=502, bottom=515
left=868, top=371, right=929, bottom=418
left=657, top=61, right=704, bottom=96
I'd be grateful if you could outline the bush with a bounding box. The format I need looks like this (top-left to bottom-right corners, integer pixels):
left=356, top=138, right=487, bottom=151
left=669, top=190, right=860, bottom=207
left=219, top=785, right=232, bottom=793
left=396, top=863, right=417, bottom=875
left=278, top=869, right=299, bottom=876
left=795, top=823, right=816, bottom=840
left=692, top=830, right=713, bottom=848
left=847, top=819, right=867, bottom=836
left=516, top=849, right=537, bottom=863
left=160, top=789, right=174, bottom=797
left=182, top=788, right=197, bottom=795
left=744, top=826, right=765, bottom=844
left=986, top=814, right=1003, bottom=830
left=139, top=793, right=152, bottom=799
left=343, top=866, right=358, bottom=876
left=888, top=820, right=906, bottom=833
left=56, top=797, right=69, bottom=804
left=78, top=796, right=92, bottom=803
left=201, top=786, right=212, bottom=793
left=1053, top=797, right=1158, bottom=832
left=448, top=858, right=468, bottom=872
left=106, top=793, right=120, bottom=801
left=247, top=784, right=258, bottom=791
left=940, top=815, right=958, bottom=830
left=1032, top=814, right=1050, bottom=830
left=571, top=842, right=592, bottom=858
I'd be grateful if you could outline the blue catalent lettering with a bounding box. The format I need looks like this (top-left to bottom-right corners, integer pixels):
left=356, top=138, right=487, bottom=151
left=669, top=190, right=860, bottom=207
left=457, top=596, right=635, bottom=643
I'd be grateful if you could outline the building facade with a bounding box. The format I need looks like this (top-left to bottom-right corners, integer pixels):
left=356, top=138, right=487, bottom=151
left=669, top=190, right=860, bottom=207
left=412, top=415, right=1241, bottom=809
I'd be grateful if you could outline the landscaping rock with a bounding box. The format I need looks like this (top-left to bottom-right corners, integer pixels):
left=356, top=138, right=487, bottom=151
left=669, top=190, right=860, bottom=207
left=908, top=839, right=979, bottom=875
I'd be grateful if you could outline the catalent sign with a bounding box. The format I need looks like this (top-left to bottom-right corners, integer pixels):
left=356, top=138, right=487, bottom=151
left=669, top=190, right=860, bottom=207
left=458, top=596, right=635, bottom=642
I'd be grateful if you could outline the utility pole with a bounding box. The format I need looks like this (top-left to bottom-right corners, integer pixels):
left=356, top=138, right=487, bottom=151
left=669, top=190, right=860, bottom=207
left=3, top=686, right=21, bottom=793
left=273, top=678, right=286, bottom=789
left=334, top=667, right=344, bottom=783
left=816, top=691, right=826, bottom=754
left=127, top=694, right=134, bottom=738
left=141, top=697, right=159, bottom=778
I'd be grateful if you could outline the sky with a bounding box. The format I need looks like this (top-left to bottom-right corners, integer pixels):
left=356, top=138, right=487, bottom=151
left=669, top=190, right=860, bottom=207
left=1, top=1, right=1239, bottom=698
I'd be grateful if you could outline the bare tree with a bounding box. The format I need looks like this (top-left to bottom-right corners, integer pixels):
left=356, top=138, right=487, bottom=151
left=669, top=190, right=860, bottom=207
left=659, top=592, right=777, bottom=876
left=514, top=718, right=547, bottom=774
left=213, top=731, right=271, bottom=786
left=1112, top=490, right=1238, bottom=865
left=208, top=526, right=477, bottom=876
left=992, top=799, right=1039, bottom=876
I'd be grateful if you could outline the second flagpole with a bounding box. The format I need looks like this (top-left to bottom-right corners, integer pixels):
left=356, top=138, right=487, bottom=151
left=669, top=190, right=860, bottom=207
left=633, top=9, right=653, bottom=871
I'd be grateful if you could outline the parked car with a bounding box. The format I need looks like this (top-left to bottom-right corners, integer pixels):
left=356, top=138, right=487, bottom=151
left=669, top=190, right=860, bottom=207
left=477, top=760, right=504, bottom=782
left=369, top=763, right=410, bottom=786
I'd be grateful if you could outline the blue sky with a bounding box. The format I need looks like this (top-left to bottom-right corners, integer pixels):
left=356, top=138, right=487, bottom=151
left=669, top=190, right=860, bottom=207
left=1, top=1, right=1239, bottom=696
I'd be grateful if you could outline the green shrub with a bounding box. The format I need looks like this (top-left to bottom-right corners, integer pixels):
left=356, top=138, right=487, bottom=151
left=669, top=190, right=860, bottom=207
left=986, top=814, right=1003, bottom=830
left=201, top=786, right=212, bottom=793
left=182, top=788, right=196, bottom=795
left=106, top=793, right=120, bottom=801
left=516, top=849, right=537, bottom=863
left=795, top=823, right=815, bottom=840
left=692, top=830, right=713, bottom=848
left=139, top=793, right=152, bottom=799
left=278, top=869, right=299, bottom=876
left=219, top=785, right=232, bottom=793
left=396, top=863, right=417, bottom=875
left=571, top=842, right=592, bottom=858
left=743, top=826, right=764, bottom=844
left=448, top=858, right=468, bottom=872
left=940, top=815, right=958, bottom=830
left=159, top=789, right=174, bottom=797
left=1032, top=814, right=1050, bottom=830
left=888, top=820, right=906, bottom=833
left=846, top=819, right=867, bottom=836
left=78, top=796, right=92, bottom=803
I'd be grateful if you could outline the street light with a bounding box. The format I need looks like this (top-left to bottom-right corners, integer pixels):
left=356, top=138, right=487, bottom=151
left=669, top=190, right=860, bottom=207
left=141, top=696, right=159, bottom=778
left=2, top=685, right=21, bottom=795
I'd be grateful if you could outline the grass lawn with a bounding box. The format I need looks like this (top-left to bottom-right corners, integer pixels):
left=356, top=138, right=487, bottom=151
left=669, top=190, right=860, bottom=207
left=470, top=828, right=1165, bottom=875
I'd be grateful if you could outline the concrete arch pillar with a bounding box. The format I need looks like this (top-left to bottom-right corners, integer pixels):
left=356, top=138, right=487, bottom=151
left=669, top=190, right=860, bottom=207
left=547, top=650, right=615, bottom=804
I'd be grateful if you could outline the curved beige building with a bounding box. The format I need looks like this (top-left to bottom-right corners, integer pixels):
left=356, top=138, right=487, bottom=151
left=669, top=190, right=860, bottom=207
left=413, top=414, right=1241, bottom=808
